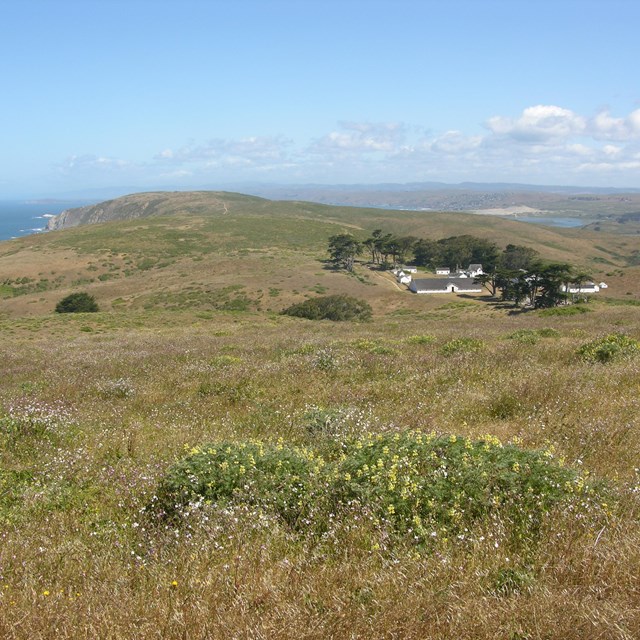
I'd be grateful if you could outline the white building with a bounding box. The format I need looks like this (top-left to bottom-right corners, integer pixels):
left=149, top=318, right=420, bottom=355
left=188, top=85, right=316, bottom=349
left=409, top=278, right=483, bottom=294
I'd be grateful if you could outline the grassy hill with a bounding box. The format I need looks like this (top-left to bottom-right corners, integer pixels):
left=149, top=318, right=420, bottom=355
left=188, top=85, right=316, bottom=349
left=3, top=190, right=640, bottom=318
left=1, top=192, right=640, bottom=638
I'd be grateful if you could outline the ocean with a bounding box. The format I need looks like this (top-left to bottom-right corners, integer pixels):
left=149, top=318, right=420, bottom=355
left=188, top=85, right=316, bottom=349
left=0, top=200, right=90, bottom=242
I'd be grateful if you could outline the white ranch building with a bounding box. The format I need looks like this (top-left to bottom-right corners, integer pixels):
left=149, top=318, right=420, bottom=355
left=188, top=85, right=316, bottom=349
left=409, top=278, right=483, bottom=294
left=561, top=282, right=601, bottom=294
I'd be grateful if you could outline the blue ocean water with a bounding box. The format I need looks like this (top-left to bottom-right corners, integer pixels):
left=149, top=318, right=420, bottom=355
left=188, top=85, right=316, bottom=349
left=0, top=201, right=89, bottom=242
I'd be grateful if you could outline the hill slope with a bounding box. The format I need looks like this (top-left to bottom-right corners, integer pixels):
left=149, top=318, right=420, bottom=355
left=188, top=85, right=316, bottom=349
left=0, top=190, right=638, bottom=318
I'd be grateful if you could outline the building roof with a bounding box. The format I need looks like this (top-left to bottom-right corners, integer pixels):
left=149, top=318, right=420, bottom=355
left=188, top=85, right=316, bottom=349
left=411, top=278, right=483, bottom=292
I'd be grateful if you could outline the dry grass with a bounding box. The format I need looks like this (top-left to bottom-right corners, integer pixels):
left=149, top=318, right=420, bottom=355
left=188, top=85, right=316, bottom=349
left=1, top=304, right=640, bottom=639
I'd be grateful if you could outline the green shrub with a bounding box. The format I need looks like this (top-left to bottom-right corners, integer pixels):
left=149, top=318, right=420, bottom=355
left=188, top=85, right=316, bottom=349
left=577, top=333, right=640, bottom=363
left=55, top=292, right=99, bottom=313
left=441, top=337, right=484, bottom=355
left=282, top=294, right=372, bottom=321
left=505, top=329, right=539, bottom=344
left=150, top=432, right=586, bottom=550
left=405, top=334, right=436, bottom=345
left=538, top=305, right=591, bottom=317
left=536, top=327, right=560, bottom=338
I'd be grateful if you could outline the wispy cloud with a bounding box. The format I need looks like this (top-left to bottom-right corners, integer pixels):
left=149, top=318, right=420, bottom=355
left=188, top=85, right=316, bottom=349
left=58, top=154, right=131, bottom=173
left=308, top=122, right=407, bottom=155
left=155, top=136, right=293, bottom=166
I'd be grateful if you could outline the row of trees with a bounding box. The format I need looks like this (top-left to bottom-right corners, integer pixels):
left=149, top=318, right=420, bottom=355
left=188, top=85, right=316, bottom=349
left=328, top=231, right=592, bottom=308
left=328, top=230, right=540, bottom=275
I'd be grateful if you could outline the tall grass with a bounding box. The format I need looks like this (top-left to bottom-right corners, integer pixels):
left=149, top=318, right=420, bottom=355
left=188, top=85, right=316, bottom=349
left=0, top=301, right=639, bottom=638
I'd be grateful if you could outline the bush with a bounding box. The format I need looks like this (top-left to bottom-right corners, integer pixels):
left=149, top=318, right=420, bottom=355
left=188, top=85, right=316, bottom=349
left=55, top=292, right=99, bottom=313
left=282, top=294, right=372, bottom=321
left=441, top=337, right=484, bottom=355
left=538, top=305, right=591, bottom=317
left=150, top=432, right=587, bottom=550
left=578, top=333, right=640, bottom=363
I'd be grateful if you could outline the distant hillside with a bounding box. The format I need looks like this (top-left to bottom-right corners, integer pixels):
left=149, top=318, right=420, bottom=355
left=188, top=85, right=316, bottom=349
left=41, top=190, right=640, bottom=268
left=1, top=189, right=639, bottom=319
left=46, top=191, right=267, bottom=230
left=241, top=184, right=640, bottom=221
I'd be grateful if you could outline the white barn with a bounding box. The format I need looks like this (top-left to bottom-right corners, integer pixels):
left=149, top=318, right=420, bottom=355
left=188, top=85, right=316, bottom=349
left=409, top=278, right=483, bottom=294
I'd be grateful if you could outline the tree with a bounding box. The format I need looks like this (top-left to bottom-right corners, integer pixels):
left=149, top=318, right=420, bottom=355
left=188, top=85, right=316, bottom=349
left=55, top=292, right=99, bottom=313
left=413, top=239, right=441, bottom=268
left=498, top=262, right=575, bottom=309
left=327, top=234, right=362, bottom=272
left=500, top=244, right=540, bottom=271
left=395, top=236, right=418, bottom=265
left=533, top=262, right=574, bottom=308
left=474, top=269, right=511, bottom=297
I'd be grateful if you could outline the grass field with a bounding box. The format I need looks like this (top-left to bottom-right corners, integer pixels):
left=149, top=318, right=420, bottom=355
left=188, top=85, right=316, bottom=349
left=1, top=193, right=639, bottom=638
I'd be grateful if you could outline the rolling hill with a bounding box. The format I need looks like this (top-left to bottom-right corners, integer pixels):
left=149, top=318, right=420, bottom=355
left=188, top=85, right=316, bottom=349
left=1, top=190, right=639, bottom=318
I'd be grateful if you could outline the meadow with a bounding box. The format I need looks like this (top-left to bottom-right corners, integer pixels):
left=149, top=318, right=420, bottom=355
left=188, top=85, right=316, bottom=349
left=1, top=193, right=639, bottom=639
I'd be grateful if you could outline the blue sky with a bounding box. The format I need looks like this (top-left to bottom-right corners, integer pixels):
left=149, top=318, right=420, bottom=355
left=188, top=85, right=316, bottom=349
left=2, top=0, right=639, bottom=197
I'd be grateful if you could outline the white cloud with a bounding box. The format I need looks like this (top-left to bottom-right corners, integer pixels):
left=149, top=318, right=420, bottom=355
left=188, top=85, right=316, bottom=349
left=309, top=122, right=406, bottom=155
left=602, top=144, right=622, bottom=156
left=589, top=108, right=640, bottom=141
left=428, top=130, right=483, bottom=154
left=486, top=105, right=586, bottom=143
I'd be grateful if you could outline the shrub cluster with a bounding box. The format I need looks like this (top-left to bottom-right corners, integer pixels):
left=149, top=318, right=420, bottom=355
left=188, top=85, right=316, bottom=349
left=151, top=431, right=587, bottom=550
left=441, top=337, right=484, bottom=355
left=55, top=292, right=99, bottom=313
left=282, top=294, right=372, bottom=321
left=577, top=333, right=640, bottom=363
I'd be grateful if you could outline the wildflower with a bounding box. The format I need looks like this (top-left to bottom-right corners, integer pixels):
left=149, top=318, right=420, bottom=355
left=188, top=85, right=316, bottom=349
left=171, top=580, right=178, bottom=588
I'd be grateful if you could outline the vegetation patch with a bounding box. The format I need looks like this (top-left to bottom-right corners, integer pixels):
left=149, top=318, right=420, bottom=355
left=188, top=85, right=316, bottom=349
left=577, top=333, right=640, bottom=363
left=150, top=431, right=586, bottom=551
left=54, top=292, right=99, bottom=313
left=282, top=294, right=372, bottom=322
left=404, top=334, right=436, bottom=345
left=538, top=305, right=592, bottom=317
left=441, top=337, right=484, bottom=355
left=505, top=328, right=561, bottom=343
